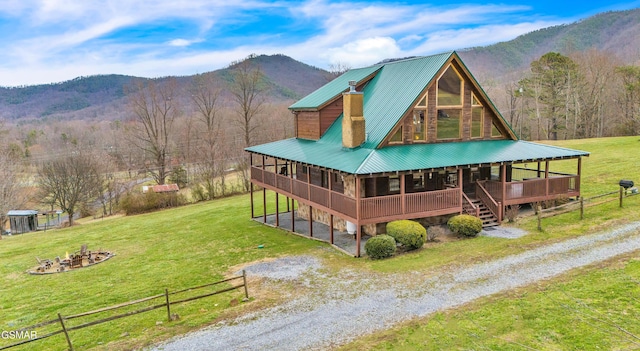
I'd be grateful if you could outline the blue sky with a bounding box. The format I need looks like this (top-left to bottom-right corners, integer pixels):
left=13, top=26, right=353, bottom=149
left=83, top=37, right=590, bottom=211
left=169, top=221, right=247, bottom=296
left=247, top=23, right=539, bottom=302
left=0, top=0, right=639, bottom=87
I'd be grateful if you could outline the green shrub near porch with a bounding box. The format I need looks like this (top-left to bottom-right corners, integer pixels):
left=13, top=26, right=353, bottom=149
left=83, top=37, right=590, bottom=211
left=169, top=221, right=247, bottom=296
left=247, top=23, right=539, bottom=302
left=448, top=214, right=483, bottom=237
left=365, top=234, right=397, bottom=259
left=386, top=220, right=427, bottom=250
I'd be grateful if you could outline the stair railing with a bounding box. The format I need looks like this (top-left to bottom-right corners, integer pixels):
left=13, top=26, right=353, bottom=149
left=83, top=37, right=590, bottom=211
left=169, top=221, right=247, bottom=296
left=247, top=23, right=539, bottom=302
left=476, top=181, right=502, bottom=223
left=461, top=192, right=480, bottom=217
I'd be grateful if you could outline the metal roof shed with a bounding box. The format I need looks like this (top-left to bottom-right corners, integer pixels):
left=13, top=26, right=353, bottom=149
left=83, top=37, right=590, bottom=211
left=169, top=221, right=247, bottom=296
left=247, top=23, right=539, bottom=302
left=7, top=210, right=39, bottom=234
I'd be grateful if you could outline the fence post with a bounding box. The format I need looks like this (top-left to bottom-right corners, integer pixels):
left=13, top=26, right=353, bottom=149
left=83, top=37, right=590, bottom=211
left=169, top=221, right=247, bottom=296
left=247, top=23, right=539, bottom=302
left=242, top=270, right=249, bottom=299
left=165, top=289, right=171, bottom=322
left=537, top=205, right=542, bottom=231
left=57, top=313, right=74, bottom=351
left=620, top=186, right=624, bottom=208
left=580, top=197, right=584, bottom=220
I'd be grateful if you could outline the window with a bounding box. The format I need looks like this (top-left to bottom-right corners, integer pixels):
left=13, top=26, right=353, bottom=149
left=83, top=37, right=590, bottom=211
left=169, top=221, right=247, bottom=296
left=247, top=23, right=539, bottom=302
left=437, top=109, right=460, bottom=139
left=491, top=122, right=502, bottom=137
left=389, top=175, right=400, bottom=193
left=437, top=66, right=462, bottom=106
left=436, top=65, right=463, bottom=140
left=413, top=110, right=425, bottom=140
left=471, top=93, right=483, bottom=139
left=390, top=126, right=403, bottom=143
left=412, top=173, right=424, bottom=190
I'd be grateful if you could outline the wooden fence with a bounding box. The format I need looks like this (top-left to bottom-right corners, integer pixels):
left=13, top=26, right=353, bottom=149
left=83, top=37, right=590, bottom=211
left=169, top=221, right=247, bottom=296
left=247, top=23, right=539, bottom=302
left=0, top=271, right=249, bottom=351
left=534, top=187, right=637, bottom=230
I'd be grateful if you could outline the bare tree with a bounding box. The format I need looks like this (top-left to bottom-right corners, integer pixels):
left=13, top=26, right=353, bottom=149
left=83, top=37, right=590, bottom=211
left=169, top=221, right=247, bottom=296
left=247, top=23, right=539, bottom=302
left=326, top=62, right=351, bottom=81
left=37, top=153, right=102, bottom=226
left=190, top=73, right=226, bottom=199
left=0, top=149, right=29, bottom=237
left=127, top=79, right=180, bottom=185
left=228, top=56, right=269, bottom=191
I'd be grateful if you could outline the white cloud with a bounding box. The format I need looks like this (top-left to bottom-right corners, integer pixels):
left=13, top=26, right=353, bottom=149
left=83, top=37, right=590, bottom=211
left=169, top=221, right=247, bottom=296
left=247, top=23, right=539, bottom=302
left=168, top=38, right=199, bottom=47
left=325, top=37, right=401, bottom=67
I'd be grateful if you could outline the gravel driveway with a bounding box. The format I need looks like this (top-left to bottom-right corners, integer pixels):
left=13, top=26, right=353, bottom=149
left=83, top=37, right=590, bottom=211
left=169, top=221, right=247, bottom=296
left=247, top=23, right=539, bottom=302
left=150, top=222, right=640, bottom=351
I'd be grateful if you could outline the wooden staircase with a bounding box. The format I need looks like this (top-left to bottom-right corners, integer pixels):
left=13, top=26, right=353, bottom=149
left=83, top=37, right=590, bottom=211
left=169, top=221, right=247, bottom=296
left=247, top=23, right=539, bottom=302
left=464, top=197, right=499, bottom=228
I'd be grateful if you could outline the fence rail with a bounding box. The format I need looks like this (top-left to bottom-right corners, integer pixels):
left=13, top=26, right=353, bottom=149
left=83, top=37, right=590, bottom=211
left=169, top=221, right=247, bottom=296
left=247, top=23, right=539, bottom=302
left=0, top=271, right=249, bottom=351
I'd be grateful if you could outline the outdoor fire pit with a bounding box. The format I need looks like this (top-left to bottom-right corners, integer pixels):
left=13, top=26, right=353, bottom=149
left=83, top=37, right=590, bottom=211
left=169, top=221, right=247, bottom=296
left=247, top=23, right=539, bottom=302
left=27, top=244, right=115, bottom=275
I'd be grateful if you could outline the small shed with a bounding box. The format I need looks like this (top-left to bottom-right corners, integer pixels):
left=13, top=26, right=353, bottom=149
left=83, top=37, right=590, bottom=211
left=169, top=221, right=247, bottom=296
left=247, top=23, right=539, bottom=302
left=151, top=184, right=180, bottom=193
left=7, top=210, right=39, bottom=234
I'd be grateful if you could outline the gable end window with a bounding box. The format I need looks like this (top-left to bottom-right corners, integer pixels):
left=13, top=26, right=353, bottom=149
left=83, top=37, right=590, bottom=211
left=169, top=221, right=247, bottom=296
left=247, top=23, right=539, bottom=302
left=436, top=65, right=463, bottom=140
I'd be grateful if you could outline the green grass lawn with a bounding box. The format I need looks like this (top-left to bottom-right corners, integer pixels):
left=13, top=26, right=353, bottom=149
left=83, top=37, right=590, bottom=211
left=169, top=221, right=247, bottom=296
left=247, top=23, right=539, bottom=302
left=0, top=194, right=325, bottom=350
left=2, top=136, right=640, bottom=350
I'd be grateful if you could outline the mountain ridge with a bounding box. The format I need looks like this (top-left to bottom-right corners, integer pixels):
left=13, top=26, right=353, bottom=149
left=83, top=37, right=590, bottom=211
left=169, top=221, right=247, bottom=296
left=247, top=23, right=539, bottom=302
left=1, top=7, right=639, bottom=122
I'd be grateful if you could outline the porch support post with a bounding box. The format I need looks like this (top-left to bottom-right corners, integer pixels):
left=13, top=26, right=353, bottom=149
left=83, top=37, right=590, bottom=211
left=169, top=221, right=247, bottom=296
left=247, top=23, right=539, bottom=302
left=545, top=160, right=550, bottom=196
left=329, top=214, right=334, bottom=244
left=400, top=173, right=406, bottom=215
left=458, top=168, right=463, bottom=213
left=263, top=188, right=267, bottom=223
left=250, top=155, right=254, bottom=218
left=291, top=199, right=295, bottom=232
left=308, top=205, right=313, bottom=237
left=275, top=192, right=279, bottom=227
left=356, top=224, right=361, bottom=258
left=537, top=161, right=541, bottom=178
left=262, top=155, right=267, bottom=223
left=577, top=157, right=582, bottom=194
left=356, top=176, right=361, bottom=243
left=501, top=163, right=506, bottom=202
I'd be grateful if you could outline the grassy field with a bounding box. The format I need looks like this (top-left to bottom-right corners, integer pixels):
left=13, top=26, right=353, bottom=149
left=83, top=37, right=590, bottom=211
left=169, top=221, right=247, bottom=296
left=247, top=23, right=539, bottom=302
left=1, top=136, right=640, bottom=350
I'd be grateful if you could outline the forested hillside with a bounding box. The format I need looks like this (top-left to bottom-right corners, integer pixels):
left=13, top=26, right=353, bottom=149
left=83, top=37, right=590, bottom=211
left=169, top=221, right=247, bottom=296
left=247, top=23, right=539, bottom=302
left=0, top=54, right=331, bottom=122
left=459, top=8, right=640, bottom=79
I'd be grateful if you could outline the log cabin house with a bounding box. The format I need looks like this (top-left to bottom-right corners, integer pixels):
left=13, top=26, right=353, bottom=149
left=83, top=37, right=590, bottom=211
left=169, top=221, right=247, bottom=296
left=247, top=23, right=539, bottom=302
left=246, top=52, right=588, bottom=256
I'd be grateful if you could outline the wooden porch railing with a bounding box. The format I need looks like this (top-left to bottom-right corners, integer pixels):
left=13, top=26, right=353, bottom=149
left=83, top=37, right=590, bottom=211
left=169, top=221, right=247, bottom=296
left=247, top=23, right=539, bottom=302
left=482, top=174, right=579, bottom=205
left=251, top=166, right=462, bottom=223
left=476, top=181, right=502, bottom=222
left=462, top=192, right=480, bottom=217
left=360, top=188, right=460, bottom=221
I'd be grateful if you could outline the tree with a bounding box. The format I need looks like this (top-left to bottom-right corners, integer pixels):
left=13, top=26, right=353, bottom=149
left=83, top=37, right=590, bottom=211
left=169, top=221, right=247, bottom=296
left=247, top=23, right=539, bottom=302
left=127, top=79, right=180, bottom=185
left=521, top=52, right=579, bottom=140
left=616, top=65, right=640, bottom=135
left=228, top=56, right=269, bottom=191
left=37, top=153, right=102, bottom=226
left=0, top=149, right=28, bottom=237
left=190, top=72, right=226, bottom=199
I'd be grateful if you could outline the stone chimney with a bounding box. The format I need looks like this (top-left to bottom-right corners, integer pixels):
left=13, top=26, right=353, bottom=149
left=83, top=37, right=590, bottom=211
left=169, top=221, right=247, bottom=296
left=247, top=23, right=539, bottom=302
left=342, top=80, right=365, bottom=148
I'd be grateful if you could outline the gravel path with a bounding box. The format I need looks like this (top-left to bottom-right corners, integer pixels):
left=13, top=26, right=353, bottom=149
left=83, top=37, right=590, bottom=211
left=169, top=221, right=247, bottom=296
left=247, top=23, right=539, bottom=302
left=150, top=222, right=640, bottom=351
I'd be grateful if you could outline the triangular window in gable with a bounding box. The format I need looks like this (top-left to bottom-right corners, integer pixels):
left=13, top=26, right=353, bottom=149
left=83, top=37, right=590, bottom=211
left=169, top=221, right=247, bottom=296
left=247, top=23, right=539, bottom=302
left=436, top=65, right=463, bottom=140
left=491, top=121, right=503, bottom=138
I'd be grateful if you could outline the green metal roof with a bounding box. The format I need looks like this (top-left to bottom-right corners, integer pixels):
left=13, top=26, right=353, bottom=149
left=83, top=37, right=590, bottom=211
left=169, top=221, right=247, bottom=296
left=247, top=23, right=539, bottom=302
left=246, top=138, right=588, bottom=175
left=358, top=53, right=451, bottom=148
left=289, top=65, right=382, bottom=110
left=247, top=51, right=589, bottom=174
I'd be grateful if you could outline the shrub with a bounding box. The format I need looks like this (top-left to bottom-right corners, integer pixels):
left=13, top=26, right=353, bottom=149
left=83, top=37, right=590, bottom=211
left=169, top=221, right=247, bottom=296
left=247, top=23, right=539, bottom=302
left=119, top=191, right=186, bottom=215
left=447, top=214, right=483, bottom=237
left=365, top=234, right=397, bottom=259
left=386, top=220, right=427, bottom=250
left=505, top=205, right=520, bottom=223
left=426, top=225, right=446, bottom=242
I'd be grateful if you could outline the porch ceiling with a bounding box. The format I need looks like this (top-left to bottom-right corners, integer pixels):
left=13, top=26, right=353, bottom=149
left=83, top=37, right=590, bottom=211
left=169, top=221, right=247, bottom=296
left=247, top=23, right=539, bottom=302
left=246, top=139, right=589, bottom=175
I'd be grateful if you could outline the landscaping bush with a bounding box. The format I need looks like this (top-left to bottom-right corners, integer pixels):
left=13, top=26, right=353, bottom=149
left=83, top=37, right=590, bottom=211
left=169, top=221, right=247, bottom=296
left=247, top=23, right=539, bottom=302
left=386, top=220, right=427, bottom=250
left=447, top=214, right=483, bottom=237
left=427, top=225, right=446, bottom=242
left=119, top=191, right=186, bottom=215
left=365, top=234, right=397, bottom=259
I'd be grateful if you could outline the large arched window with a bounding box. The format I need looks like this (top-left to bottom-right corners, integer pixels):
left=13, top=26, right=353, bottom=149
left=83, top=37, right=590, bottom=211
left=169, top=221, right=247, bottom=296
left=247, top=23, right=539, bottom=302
left=436, top=65, right=462, bottom=140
